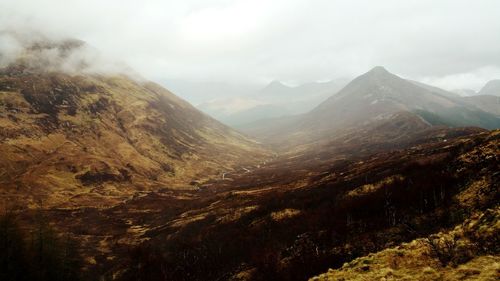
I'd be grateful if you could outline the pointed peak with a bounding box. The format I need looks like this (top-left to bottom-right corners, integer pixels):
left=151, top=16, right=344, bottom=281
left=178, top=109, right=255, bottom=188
left=368, top=66, right=390, bottom=75
left=268, top=80, right=287, bottom=87
left=262, top=80, right=290, bottom=92
left=358, top=66, right=401, bottom=82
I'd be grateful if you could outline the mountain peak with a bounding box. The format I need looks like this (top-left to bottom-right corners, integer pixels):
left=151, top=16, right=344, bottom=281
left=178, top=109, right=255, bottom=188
left=367, top=66, right=390, bottom=75
left=267, top=80, right=287, bottom=88
left=260, top=80, right=290, bottom=94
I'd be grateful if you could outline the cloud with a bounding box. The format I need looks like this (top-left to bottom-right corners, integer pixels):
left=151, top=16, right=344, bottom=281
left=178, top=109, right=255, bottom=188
left=419, top=66, right=500, bottom=92
left=1, top=0, right=499, bottom=95
left=0, top=32, right=23, bottom=67
left=0, top=30, right=138, bottom=77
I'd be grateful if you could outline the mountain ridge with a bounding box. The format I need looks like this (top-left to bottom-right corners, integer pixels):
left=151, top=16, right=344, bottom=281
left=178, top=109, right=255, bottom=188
left=240, top=66, right=500, bottom=147
left=0, top=38, right=269, bottom=208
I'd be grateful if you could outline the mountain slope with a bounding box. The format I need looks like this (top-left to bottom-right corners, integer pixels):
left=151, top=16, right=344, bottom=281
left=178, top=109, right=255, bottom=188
left=463, top=95, right=500, bottom=115
left=0, top=38, right=268, bottom=208
left=453, top=88, right=477, bottom=96
left=110, top=129, right=498, bottom=281
left=311, top=207, right=499, bottom=281
left=478, top=79, right=500, bottom=96
left=305, top=66, right=498, bottom=132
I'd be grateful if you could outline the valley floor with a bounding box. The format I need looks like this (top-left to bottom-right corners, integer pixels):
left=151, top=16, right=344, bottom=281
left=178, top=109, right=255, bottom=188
left=1, top=36, right=499, bottom=281
left=8, top=129, right=495, bottom=281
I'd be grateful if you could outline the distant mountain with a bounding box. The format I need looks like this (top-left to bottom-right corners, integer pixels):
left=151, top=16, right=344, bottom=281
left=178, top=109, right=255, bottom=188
left=456, top=79, right=500, bottom=115
left=197, top=78, right=349, bottom=127
left=478, top=79, right=500, bottom=96
left=309, top=66, right=456, bottom=129
left=0, top=38, right=267, bottom=208
left=241, top=66, right=500, bottom=146
left=453, top=88, right=477, bottom=96
left=463, top=95, right=500, bottom=115
left=256, top=79, right=347, bottom=102
left=160, top=80, right=259, bottom=106
left=258, top=80, right=290, bottom=98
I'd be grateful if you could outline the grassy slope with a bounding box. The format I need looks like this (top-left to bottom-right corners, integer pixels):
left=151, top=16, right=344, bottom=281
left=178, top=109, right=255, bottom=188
left=0, top=71, right=268, bottom=208
left=310, top=207, right=499, bottom=281
left=310, top=131, right=500, bottom=281
left=108, top=130, right=498, bottom=281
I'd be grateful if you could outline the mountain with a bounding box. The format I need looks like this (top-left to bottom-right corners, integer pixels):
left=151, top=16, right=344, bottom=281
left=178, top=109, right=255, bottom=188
left=478, top=79, right=500, bottom=96
left=0, top=38, right=268, bottom=209
left=455, top=80, right=500, bottom=116
left=197, top=78, right=349, bottom=127
left=214, top=103, right=295, bottom=126
left=241, top=66, right=500, bottom=146
left=252, top=79, right=350, bottom=116
left=258, top=80, right=291, bottom=98
left=453, top=88, right=477, bottom=96
left=159, top=79, right=259, bottom=106
left=305, top=66, right=498, bottom=131
left=255, top=79, right=348, bottom=102
left=1, top=37, right=498, bottom=281
left=463, top=94, right=500, bottom=115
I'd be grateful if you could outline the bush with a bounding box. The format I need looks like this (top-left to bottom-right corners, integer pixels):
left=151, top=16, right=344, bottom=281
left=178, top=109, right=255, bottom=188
left=0, top=212, right=83, bottom=281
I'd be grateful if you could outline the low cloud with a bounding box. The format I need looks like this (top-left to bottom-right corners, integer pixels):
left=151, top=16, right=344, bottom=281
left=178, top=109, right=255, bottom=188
left=1, top=0, right=499, bottom=97
left=0, top=30, right=136, bottom=77
left=419, top=66, right=500, bottom=92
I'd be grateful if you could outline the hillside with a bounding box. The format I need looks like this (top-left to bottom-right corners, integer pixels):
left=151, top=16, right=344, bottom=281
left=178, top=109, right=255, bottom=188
left=83, top=129, right=496, bottom=281
left=311, top=207, right=499, bottom=281
left=1, top=0, right=499, bottom=280
left=1, top=38, right=498, bottom=281
left=0, top=38, right=268, bottom=209
left=463, top=95, right=500, bottom=116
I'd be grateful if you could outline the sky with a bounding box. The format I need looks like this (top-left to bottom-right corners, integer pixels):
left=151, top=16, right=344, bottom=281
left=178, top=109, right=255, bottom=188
left=1, top=0, right=500, bottom=102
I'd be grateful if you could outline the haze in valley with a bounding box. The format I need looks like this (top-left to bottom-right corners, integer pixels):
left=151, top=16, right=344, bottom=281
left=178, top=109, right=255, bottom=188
left=1, top=1, right=499, bottom=281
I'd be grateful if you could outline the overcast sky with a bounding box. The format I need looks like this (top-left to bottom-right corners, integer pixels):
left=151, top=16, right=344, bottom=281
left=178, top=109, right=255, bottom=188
left=1, top=0, right=500, bottom=97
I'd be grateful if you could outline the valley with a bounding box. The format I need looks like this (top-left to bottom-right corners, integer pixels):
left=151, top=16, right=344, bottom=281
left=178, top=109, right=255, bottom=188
left=20, top=127, right=497, bottom=281
left=0, top=36, right=499, bottom=281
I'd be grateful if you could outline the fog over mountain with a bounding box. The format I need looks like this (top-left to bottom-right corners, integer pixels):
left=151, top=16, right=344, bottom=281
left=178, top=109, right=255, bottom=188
left=197, top=78, right=349, bottom=126
left=2, top=0, right=500, bottom=105
left=1, top=2, right=500, bottom=281
left=240, top=66, right=500, bottom=145
left=478, top=80, right=500, bottom=96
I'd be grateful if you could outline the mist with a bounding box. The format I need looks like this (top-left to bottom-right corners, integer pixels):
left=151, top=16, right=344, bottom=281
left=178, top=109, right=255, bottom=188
left=1, top=0, right=500, bottom=100
left=1, top=2, right=499, bottom=281
left=0, top=30, right=139, bottom=77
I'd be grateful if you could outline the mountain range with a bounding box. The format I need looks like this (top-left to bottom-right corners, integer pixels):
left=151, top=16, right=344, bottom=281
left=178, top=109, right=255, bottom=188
left=197, top=78, right=349, bottom=127
left=240, top=66, right=500, bottom=148
left=0, top=37, right=499, bottom=281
